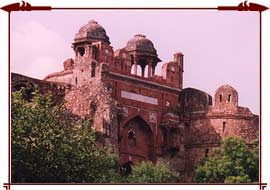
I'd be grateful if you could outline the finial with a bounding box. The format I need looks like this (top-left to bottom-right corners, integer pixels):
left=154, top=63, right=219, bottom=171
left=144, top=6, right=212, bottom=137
left=135, top=34, right=146, bottom=38
left=88, top=19, right=98, bottom=24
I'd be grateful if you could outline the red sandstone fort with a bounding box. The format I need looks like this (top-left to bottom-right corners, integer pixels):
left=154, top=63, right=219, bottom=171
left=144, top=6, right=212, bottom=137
left=11, top=20, right=258, bottom=182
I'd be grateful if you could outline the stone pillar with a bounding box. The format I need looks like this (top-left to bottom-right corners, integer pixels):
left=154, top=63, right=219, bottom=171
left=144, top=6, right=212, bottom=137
left=85, top=45, right=90, bottom=58
left=141, top=65, right=145, bottom=77
left=134, top=64, right=137, bottom=75
left=133, top=57, right=139, bottom=75
left=152, top=65, right=155, bottom=76
left=147, top=63, right=152, bottom=78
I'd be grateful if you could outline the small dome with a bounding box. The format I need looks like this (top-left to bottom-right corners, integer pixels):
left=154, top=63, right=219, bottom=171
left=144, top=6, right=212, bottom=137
left=214, top=84, right=238, bottom=108
left=215, top=85, right=238, bottom=94
left=74, top=20, right=110, bottom=44
left=125, top=34, right=157, bottom=55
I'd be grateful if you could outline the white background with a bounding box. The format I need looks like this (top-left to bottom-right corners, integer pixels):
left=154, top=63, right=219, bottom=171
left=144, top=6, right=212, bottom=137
left=0, top=0, right=269, bottom=190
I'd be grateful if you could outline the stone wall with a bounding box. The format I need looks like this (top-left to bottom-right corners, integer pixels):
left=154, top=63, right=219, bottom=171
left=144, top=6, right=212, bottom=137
left=179, top=88, right=212, bottom=114
left=11, top=72, right=68, bottom=104
left=64, top=78, right=116, bottom=129
left=184, top=146, right=217, bottom=182
left=44, top=58, right=74, bottom=84
left=183, top=110, right=258, bottom=182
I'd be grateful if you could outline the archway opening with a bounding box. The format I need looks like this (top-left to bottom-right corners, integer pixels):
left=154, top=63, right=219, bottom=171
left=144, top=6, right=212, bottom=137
left=120, top=116, right=154, bottom=164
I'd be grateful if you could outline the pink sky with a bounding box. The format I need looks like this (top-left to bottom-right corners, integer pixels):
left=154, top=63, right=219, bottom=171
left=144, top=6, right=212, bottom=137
left=10, top=10, right=260, bottom=114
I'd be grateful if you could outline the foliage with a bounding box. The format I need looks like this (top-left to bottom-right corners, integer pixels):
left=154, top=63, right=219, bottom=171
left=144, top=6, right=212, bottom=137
left=11, top=90, right=120, bottom=183
left=127, top=161, right=173, bottom=183
left=194, top=137, right=259, bottom=183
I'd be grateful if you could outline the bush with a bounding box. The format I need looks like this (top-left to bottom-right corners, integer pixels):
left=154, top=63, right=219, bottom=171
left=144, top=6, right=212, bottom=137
left=11, top=90, right=120, bottom=183
left=127, top=161, right=173, bottom=183
left=194, top=137, right=259, bottom=183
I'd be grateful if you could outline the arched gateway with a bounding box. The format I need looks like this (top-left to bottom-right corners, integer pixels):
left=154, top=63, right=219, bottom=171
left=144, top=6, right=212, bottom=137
left=119, top=116, right=154, bottom=164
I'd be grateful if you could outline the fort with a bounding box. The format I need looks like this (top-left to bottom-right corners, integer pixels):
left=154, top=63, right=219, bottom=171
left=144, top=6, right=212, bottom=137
left=11, top=20, right=259, bottom=182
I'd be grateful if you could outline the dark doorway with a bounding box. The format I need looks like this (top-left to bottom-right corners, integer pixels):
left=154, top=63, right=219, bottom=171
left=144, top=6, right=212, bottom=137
left=119, top=116, right=154, bottom=164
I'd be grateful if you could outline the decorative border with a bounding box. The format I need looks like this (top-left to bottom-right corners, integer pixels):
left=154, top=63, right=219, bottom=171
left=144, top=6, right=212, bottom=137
left=1, top=1, right=268, bottom=12
left=218, top=1, right=268, bottom=11
left=3, top=183, right=10, bottom=190
left=1, top=1, right=51, bottom=12
left=1, top=1, right=268, bottom=190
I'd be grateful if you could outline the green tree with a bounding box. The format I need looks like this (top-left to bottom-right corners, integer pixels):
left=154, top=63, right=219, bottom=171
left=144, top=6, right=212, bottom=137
left=11, top=90, right=120, bottom=183
left=127, top=161, right=173, bottom=183
left=194, top=137, right=259, bottom=183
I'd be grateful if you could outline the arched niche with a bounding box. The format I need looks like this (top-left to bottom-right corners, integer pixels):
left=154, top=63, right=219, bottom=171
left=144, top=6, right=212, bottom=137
left=119, top=116, right=154, bottom=164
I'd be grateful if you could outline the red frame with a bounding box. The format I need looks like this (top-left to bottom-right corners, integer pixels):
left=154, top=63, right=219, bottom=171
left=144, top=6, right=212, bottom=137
left=1, top=1, right=267, bottom=190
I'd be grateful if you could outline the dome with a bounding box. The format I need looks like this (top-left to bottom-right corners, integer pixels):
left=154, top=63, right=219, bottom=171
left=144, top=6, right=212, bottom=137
left=214, top=84, right=238, bottom=108
left=215, top=85, right=238, bottom=95
left=125, top=34, right=157, bottom=55
left=74, top=20, right=110, bottom=44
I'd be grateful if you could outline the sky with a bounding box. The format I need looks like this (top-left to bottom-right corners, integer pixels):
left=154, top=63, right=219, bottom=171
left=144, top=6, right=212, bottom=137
left=10, top=10, right=260, bottom=114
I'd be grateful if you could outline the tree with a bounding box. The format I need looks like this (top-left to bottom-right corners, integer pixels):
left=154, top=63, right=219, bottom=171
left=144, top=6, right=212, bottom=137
left=194, top=137, right=259, bottom=183
left=11, top=90, right=120, bottom=183
left=127, top=161, right=173, bottom=183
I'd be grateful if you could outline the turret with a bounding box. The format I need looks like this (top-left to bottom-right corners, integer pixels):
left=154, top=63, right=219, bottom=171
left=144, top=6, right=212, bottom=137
left=71, top=20, right=113, bottom=86
left=174, top=52, right=184, bottom=89
left=162, top=52, right=184, bottom=89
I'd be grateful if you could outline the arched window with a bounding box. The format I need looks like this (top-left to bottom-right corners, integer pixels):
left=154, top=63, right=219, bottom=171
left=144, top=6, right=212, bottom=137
left=228, top=94, right=231, bottom=102
left=205, top=148, right=209, bottom=157
left=92, top=46, right=98, bottom=60
left=78, top=47, right=85, bottom=56
left=127, top=130, right=136, bottom=146
left=219, top=94, right=222, bottom=102
left=223, top=122, right=226, bottom=133
left=130, top=55, right=134, bottom=65
left=75, top=77, right=78, bottom=84
left=91, top=62, right=96, bottom=77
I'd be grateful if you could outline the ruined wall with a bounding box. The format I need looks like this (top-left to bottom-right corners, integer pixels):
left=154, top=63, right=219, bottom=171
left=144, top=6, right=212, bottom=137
left=63, top=76, right=119, bottom=152
left=44, top=58, right=74, bottom=84
left=64, top=79, right=115, bottom=128
left=184, top=146, right=216, bottom=182
left=11, top=73, right=68, bottom=104
left=111, top=48, right=131, bottom=74
left=178, top=86, right=259, bottom=182
left=185, top=114, right=258, bottom=145
left=179, top=88, right=212, bottom=115
left=92, top=41, right=114, bottom=64
left=184, top=114, right=258, bottom=182
left=157, top=117, right=186, bottom=182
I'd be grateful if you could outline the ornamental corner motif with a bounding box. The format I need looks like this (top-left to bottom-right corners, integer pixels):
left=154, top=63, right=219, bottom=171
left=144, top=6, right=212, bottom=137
left=1, top=1, right=51, bottom=12
left=218, top=1, right=268, bottom=12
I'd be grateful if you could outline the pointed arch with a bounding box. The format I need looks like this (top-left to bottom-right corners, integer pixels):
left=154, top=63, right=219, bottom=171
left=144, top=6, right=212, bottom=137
left=119, top=115, right=155, bottom=164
